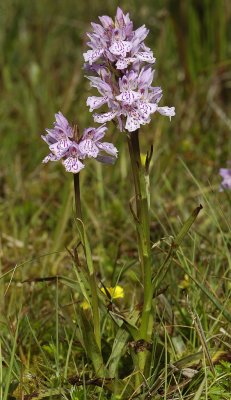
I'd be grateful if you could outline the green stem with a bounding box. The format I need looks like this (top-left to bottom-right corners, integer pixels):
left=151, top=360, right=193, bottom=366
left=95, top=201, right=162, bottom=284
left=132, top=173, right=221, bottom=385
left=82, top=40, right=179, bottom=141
left=73, top=173, right=82, bottom=220
left=89, top=267, right=101, bottom=352
left=127, top=131, right=153, bottom=342
left=73, top=173, right=101, bottom=351
left=127, top=132, right=143, bottom=276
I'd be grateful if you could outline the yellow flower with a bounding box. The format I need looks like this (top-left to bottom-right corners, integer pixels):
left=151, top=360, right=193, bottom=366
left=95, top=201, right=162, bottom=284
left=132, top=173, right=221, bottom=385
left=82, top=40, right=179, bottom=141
left=80, top=299, right=91, bottom=310
left=101, top=285, right=124, bottom=299
left=80, top=285, right=124, bottom=310
left=178, top=274, right=190, bottom=289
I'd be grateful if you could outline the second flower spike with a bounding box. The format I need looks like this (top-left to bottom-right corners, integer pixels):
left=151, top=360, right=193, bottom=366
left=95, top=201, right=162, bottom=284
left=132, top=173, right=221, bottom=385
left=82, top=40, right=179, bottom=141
left=41, top=112, right=118, bottom=173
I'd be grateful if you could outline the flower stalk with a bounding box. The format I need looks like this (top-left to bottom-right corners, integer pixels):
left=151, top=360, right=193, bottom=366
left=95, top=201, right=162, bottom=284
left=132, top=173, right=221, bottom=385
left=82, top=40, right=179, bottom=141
left=42, top=113, right=118, bottom=368
left=73, top=173, right=82, bottom=220
left=73, top=173, right=101, bottom=352
left=127, top=130, right=153, bottom=369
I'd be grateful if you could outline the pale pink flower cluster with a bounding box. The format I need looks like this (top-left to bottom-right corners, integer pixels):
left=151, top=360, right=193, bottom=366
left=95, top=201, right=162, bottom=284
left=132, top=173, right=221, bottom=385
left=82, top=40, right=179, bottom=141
left=42, top=8, right=175, bottom=173
left=84, top=7, right=175, bottom=132
left=42, top=112, right=117, bottom=173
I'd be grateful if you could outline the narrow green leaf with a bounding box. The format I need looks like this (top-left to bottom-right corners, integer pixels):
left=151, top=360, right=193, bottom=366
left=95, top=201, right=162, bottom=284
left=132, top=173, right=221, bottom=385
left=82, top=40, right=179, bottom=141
left=188, top=305, right=215, bottom=375
left=75, top=218, right=94, bottom=275
left=108, top=328, right=130, bottom=377
left=184, top=269, right=231, bottom=323
left=152, top=205, right=203, bottom=291
left=192, top=376, right=206, bottom=400
left=78, top=310, right=106, bottom=378
left=174, top=204, right=203, bottom=247
left=3, top=314, right=20, bottom=400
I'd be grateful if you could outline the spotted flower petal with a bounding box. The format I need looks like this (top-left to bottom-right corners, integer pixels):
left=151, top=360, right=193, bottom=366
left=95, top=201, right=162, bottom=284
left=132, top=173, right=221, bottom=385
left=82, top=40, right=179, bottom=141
left=125, top=114, right=141, bottom=132
left=93, top=111, right=117, bottom=123
left=63, top=157, right=85, bottom=174
left=78, top=139, right=99, bottom=158
left=116, top=57, right=136, bottom=69
left=42, top=153, right=59, bottom=163
left=136, top=52, right=156, bottom=63
left=157, top=106, right=176, bottom=120
left=137, top=100, right=157, bottom=119
left=116, top=90, right=141, bottom=105
left=83, top=48, right=104, bottom=65
left=125, top=109, right=146, bottom=132
left=109, top=41, right=132, bottom=57
left=87, top=96, right=108, bottom=111
left=49, top=138, right=72, bottom=158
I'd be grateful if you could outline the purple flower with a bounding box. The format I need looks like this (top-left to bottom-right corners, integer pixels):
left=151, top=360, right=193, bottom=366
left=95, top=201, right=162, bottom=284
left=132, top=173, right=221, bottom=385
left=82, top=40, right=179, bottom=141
left=84, top=8, right=175, bottom=132
left=42, top=112, right=118, bottom=173
left=83, top=8, right=154, bottom=69
left=219, top=167, right=231, bottom=191
left=79, top=124, right=118, bottom=159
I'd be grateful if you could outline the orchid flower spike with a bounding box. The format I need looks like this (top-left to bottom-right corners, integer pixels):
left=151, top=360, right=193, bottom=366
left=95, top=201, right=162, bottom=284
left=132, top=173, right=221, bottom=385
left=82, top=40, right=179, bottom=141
left=41, top=112, right=118, bottom=173
left=84, top=7, right=175, bottom=132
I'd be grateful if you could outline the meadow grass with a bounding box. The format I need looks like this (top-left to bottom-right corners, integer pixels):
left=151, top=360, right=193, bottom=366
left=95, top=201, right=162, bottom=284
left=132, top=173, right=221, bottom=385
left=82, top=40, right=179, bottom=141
left=0, top=0, right=231, bottom=398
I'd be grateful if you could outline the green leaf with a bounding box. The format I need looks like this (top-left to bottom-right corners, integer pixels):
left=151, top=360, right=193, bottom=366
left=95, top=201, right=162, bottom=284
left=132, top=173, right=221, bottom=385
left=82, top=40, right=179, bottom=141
left=174, top=204, right=203, bottom=247
left=75, top=218, right=94, bottom=275
left=183, top=269, right=231, bottom=323
left=108, top=328, right=130, bottom=377
left=78, top=310, right=107, bottom=378
left=152, top=205, right=203, bottom=291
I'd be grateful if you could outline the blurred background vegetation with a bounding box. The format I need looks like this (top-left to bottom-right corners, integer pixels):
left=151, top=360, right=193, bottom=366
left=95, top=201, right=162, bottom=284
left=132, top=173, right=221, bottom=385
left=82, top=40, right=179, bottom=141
left=0, top=0, right=230, bottom=265
left=0, top=0, right=231, bottom=397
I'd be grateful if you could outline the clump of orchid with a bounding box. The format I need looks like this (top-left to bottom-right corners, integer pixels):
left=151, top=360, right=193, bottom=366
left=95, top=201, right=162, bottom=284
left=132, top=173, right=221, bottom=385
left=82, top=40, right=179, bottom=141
left=41, top=7, right=176, bottom=383
left=84, top=7, right=175, bottom=131
left=83, top=8, right=175, bottom=360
